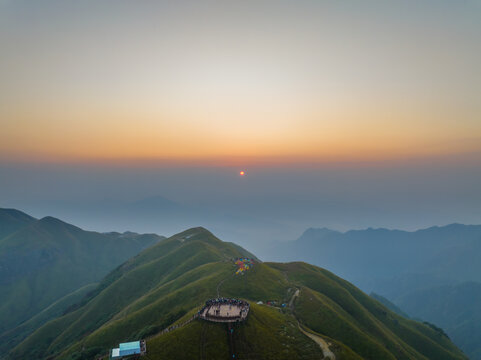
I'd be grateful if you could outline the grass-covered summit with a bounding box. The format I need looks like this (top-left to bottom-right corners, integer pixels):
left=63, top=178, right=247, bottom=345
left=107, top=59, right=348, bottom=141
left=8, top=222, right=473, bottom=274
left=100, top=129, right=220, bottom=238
left=10, top=227, right=467, bottom=360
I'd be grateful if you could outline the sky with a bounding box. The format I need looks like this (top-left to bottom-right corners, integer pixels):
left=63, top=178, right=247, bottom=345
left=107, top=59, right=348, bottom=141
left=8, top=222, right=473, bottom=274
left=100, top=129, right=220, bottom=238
left=0, top=1, right=480, bottom=251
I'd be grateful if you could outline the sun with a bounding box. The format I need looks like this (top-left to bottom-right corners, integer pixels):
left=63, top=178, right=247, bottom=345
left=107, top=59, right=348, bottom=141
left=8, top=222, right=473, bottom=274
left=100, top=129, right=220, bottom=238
left=239, top=170, right=245, bottom=176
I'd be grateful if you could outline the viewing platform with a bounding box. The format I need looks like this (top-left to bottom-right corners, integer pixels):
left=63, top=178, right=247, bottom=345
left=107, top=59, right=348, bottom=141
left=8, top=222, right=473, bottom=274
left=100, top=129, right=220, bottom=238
left=199, top=298, right=249, bottom=323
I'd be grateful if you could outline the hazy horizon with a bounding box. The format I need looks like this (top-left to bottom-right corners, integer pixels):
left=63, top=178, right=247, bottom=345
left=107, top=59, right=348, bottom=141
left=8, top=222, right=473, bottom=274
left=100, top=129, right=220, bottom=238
left=2, top=155, right=480, bottom=254
left=1, top=0, right=481, bottom=252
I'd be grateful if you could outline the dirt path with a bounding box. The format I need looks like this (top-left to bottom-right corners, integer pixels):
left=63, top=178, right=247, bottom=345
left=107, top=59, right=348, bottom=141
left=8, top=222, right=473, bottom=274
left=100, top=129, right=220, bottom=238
left=298, top=322, right=336, bottom=360
left=289, top=288, right=300, bottom=309
left=290, top=288, right=335, bottom=360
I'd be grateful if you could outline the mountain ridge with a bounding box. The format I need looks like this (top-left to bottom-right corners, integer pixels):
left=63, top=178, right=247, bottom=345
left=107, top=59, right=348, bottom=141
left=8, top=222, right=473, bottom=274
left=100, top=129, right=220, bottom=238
left=0, top=208, right=164, bottom=351
left=9, top=226, right=467, bottom=360
left=0, top=208, right=36, bottom=240
left=267, top=223, right=481, bottom=359
left=299, top=223, right=481, bottom=238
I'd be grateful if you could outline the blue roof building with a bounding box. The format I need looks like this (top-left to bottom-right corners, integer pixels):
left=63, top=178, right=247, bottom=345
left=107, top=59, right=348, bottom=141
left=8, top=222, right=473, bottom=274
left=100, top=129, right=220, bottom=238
left=119, top=341, right=141, bottom=356
left=110, top=340, right=145, bottom=359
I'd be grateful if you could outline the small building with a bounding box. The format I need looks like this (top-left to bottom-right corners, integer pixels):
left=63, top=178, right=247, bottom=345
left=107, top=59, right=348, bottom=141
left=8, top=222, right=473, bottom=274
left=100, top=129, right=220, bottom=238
left=110, top=340, right=146, bottom=359
left=111, top=348, right=120, bottom=359
left=120, top=341, right=141, bottom=356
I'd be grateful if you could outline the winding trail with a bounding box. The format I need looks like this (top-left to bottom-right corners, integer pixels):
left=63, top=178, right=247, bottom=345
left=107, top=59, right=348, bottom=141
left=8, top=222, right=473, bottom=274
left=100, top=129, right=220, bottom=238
left=289, top=288, right=336, bottom=360
left=298, top=322, right=336, bottom=360
left=289, top=288, right=300, bottom=309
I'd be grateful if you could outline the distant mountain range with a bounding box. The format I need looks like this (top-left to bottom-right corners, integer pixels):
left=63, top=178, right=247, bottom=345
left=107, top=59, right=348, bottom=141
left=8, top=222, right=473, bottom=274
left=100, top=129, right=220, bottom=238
left=17, top=194, right=300, bottom=252
left=0, top=209, right=466, bottom=360
left=0, top=208, right=164, bottom=353
left=267, top=224, right=481, bottom=359
left=268, top=224, right=481, bottom=286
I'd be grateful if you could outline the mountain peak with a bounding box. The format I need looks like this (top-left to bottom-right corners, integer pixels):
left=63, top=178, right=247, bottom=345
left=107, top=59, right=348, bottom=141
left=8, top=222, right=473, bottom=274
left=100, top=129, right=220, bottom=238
left=299, top=227, right=339, bottom=241
left=35, top=216, right=83, bottom=234
left=0, top=208, right=36, bottom=221
left=175, top=226, right=213, bottom=240
left=0, top=208, right=37, bottom=239
left=10, top=227, right=468, bottom=360
left=38, top=216, right=69, bottom=226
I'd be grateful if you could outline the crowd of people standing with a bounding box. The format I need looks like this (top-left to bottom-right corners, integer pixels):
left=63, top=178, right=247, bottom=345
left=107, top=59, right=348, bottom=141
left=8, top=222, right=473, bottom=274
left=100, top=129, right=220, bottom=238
left=199, top=298, right=250, bottom=322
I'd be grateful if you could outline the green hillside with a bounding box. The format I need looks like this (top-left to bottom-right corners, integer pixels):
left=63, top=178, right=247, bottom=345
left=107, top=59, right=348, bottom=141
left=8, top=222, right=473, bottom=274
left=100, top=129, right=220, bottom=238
left=0, top=282, right=98, bottom=354
left=0, top=209, right=163, bottom=352
left=268, top=224, right=481, bottom=358
left=10, top=227, right=467, bottom=360
left=0, top=208, right=35, bottom=239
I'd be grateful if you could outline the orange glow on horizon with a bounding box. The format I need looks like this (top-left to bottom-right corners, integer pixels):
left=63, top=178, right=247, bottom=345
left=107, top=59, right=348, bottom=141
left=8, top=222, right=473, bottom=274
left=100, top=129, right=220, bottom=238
left=2, top=94, right=480, bottom=167
left=1, top=1, right=480, bottom=168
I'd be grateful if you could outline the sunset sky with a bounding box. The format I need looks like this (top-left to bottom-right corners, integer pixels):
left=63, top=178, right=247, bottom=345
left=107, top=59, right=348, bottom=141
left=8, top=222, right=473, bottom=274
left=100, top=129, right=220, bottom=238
left=1, top=0, right=480, bottom=165
left=1, top=1, right=480, bottom=246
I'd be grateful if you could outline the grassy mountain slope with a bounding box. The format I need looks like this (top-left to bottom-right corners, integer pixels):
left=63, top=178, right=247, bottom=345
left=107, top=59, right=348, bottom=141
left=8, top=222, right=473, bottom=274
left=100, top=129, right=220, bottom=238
left=147, top=303, right=325, bottom=360
left=10, top=227, right=252, bottom=359
left=276, top=262, right=463, bottom=360
left=269, top=224, right=481, bottom=358
left=10, top=228, right=467, bottom=360
left=0, top=282, right=97, bottom=354
left=0, top=208, right=35, bottom=239
left=0, top=209, right=163, bottom=350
